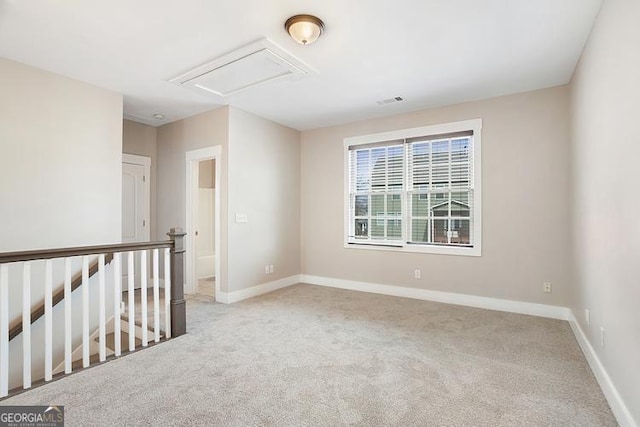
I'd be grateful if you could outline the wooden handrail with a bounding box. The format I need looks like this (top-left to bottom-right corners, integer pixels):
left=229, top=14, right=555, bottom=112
left=0, top=241, right=173, bottom=264
left=2, top=239, right=175, bottom=342
left=0, top=228, right=187, bottom=398
left=8, top=254, right=114, bottom=341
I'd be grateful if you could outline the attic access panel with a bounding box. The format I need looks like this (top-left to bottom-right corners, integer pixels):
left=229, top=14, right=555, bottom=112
left=190, top=48, right=299, bottom=96
left=170, top=38, right=315, bottom=97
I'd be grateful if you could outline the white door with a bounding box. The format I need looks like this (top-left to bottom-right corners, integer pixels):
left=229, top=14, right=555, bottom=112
left=122, top=154, right=151, bottom=289
left=122, top=162, right=148, bottom=242
left=122, top=155, right=150, bottom=242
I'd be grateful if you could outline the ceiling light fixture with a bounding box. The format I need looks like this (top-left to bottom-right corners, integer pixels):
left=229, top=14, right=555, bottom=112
left=153, top=113, right=165, bottom=120
left=285, top=14, right=324, bottom=45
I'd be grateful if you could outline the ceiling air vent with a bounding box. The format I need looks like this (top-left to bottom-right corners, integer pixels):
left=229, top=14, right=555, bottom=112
left=376, top=96, right=404, bottom=106
left=169, top=38, right=316, bottom=97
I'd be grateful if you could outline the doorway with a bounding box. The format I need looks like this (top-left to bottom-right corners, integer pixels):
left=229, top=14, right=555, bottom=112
left=195, top=159, right=215, bottom=296
left=185, top=147, right=221, bottom=299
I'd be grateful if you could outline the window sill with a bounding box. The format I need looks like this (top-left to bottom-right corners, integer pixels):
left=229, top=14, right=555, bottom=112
left=344, top=241, right=481, bottom=257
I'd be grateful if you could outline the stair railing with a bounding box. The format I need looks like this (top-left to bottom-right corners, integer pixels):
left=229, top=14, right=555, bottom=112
left=0, top=227, right=186, bottom=398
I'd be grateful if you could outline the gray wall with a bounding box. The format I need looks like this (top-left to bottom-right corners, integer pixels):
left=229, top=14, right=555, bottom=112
left=301, top=86, right=572, bottom=307
left=570, top=0, right=640, bottom=421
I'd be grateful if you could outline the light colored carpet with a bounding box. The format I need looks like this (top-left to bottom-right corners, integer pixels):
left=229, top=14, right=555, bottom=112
left=197, top=276, right=215, bottom=297
left=2, top=284, right=616, bottom=426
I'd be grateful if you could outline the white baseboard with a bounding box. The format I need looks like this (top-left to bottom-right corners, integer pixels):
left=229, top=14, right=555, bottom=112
left=568, top=314, right=637, bottom=427
left=216, top=275, right=301, bottom=304
left=300, top=275, right=571, bottom=320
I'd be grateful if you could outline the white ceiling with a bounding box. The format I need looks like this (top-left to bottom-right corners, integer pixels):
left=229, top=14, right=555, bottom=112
left=0, top=0, right=602, bottom=130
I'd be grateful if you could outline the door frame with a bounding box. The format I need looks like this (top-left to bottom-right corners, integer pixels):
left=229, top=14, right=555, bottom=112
left=122, top=153, right=151, bottom=242
left=185, top=146, right=221, bottom=298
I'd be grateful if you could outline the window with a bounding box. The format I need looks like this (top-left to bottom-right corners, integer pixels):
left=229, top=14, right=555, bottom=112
left=344, top=119, right=481, bottom=256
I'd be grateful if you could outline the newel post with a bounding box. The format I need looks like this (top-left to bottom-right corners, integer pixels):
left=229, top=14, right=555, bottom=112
left=168, top=227, right=187, bottom=337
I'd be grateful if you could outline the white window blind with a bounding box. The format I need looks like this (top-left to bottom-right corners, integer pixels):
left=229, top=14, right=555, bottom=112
left=407, top=131, right=474, bottom=247
left=348, top=142, right=404, bottom=244
left=345, top=120, right=481, bottom=255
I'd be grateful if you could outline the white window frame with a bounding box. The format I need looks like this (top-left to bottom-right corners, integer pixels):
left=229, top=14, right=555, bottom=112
left=343, top=119, right=482, bottom=257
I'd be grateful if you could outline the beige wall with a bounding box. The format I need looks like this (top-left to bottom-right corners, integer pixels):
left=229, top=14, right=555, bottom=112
left=123, top=120, right=158, bottom=239
left=227, top=108, right=301, bottom=292
left=198, top=159, right=215, bottom=189
left=570, top=0, right=640, bottom=422
left=156, top=107, right=229, bottom=288
left=0, top=58, right=123, bottom=251
left=0, top=58, right=122, bottom=389
left=156, top=106, right=300, bottom=293
left=301, top=86, right=572, bottom=306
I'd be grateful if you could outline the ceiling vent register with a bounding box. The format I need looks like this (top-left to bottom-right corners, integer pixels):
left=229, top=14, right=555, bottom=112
left=169, top=38, right=316, bottom=97
left=376, top=96, right=404, bottom=106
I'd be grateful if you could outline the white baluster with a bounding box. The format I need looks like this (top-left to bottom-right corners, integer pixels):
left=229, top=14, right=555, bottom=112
left=98, top=254, right=106, bottom=362
left=82, top=256, right=89, bottom=368
left=22, top=262, right=31, bottom=389
left=164, top=248, right=171, bottom=339
left=128, top=251, right=135, bottom=352
left=44, top=260, right=53, bottom=381
left=64, top=258, right=72, bottom=374
left=153, top=249, right=160, bottom=342
left=140, top=250, right=148, bottom=347
left=113, top=253, right=121, bottom=357
left=0, top=264, right=9, bottom=397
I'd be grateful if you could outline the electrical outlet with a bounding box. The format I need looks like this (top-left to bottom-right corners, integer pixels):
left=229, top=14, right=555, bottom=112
left=414, top=269, right=421, bottom=279
left=120, top=301, right=125, bottom=313
left=585, top=309, right=590, bottom=327
left=264, top=265, right=270, bottom=274
left=269, top=264, right=274, bottom=274
left=600, top=327, right=605, bottom=348
left=543, top=282, right=552, bottom=293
